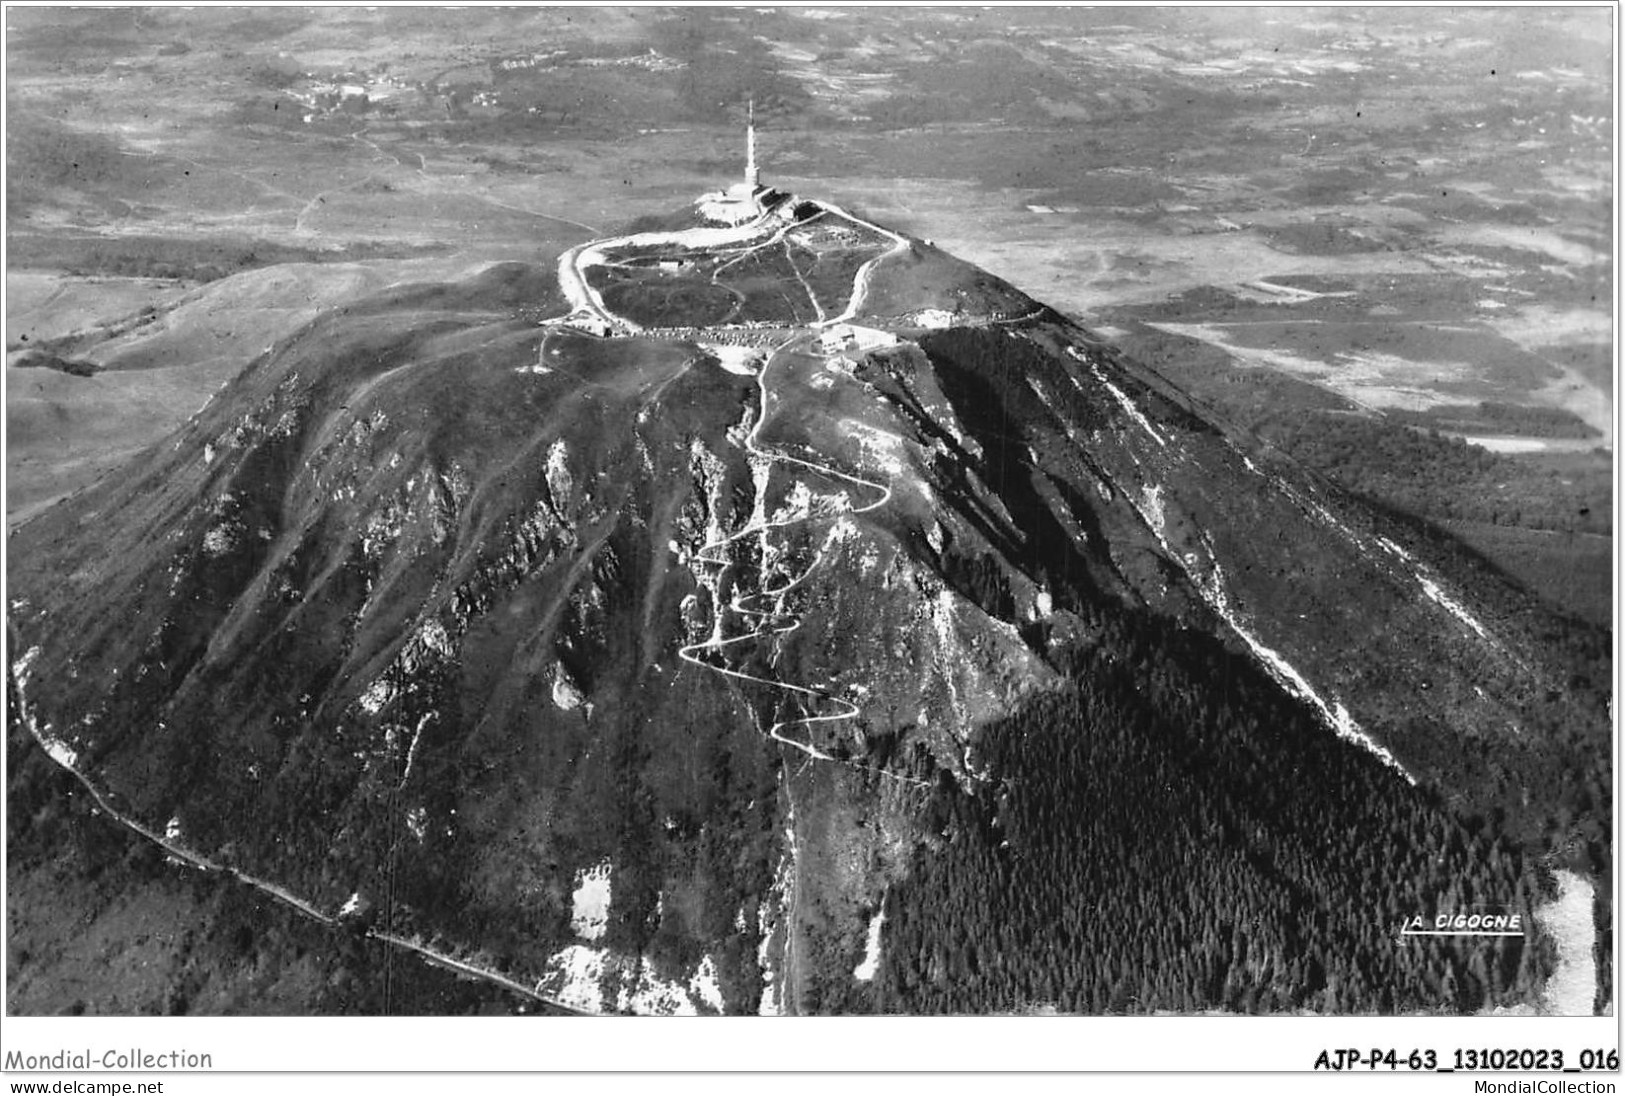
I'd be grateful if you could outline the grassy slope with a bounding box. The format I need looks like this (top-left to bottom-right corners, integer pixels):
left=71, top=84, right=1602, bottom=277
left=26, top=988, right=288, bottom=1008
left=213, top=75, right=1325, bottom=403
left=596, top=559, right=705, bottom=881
left=1441, top=521, right=1612, bottom=630
left=1105, top=321, right=1613, bottom=626
left=6, top=257, right=568, bottom=526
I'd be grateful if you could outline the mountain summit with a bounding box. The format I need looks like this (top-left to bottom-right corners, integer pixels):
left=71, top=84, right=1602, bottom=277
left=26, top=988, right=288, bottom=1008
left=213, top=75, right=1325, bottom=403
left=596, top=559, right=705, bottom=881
left=8, top=182, right=1607, bottom=1015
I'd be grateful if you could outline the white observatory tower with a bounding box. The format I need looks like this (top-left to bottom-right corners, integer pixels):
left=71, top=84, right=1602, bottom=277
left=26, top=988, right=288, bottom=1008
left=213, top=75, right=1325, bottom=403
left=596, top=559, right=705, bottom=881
left=698, top=96, right=768, bottom=224
left=745, top=98, right=761, bottom=189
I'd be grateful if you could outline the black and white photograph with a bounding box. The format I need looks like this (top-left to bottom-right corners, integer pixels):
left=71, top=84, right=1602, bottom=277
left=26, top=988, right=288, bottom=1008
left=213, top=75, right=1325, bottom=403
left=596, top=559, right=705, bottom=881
left=2, top=0, right=1616, bottom=1079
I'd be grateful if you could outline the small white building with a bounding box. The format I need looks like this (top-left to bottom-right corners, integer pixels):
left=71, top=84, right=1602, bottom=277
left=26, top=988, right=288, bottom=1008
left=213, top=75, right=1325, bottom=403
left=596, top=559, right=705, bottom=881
left=818, top=323, right=898, bottom=356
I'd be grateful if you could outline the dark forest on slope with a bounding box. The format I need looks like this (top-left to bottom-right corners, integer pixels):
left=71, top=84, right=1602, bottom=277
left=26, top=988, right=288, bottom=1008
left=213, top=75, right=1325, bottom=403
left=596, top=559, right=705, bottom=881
left=863, top=609, right=1572, bottom=1016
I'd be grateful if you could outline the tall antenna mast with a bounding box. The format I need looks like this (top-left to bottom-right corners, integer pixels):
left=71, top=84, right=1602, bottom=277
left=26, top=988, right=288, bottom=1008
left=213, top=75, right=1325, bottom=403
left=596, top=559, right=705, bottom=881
left=745, top=97, right=760, bottom=188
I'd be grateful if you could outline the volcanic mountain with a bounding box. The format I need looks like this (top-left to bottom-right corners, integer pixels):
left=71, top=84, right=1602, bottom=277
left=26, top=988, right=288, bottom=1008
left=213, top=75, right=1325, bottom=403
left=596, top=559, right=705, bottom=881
left=7, top=184, right=1610, bottom=1015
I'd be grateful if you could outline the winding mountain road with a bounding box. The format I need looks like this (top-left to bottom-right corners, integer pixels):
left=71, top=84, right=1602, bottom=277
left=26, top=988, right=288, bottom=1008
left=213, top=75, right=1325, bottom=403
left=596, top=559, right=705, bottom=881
left=555, top=195, right=928, bottom=787
left=674, top=332, right=901, bottom=767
